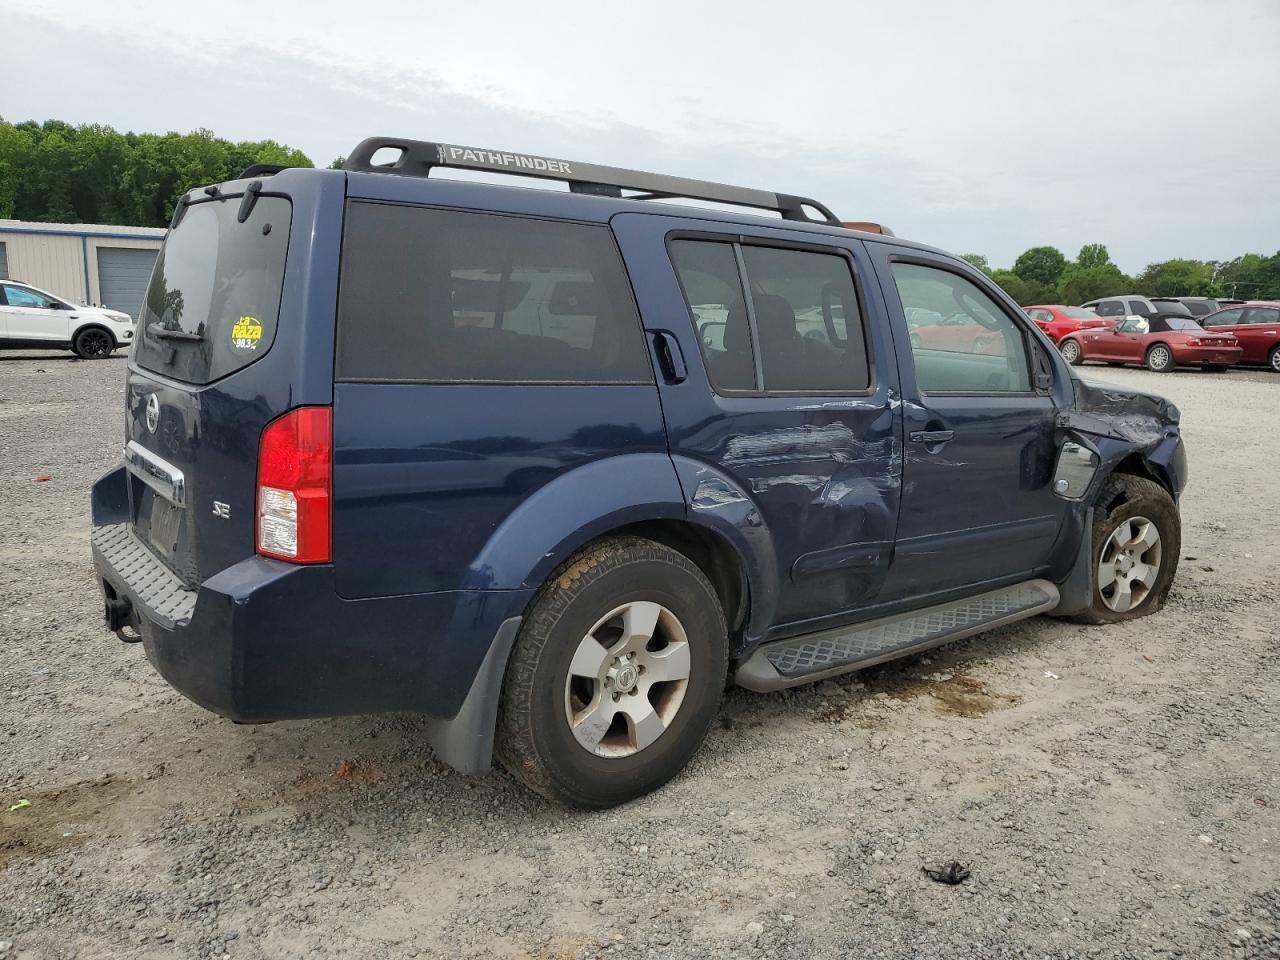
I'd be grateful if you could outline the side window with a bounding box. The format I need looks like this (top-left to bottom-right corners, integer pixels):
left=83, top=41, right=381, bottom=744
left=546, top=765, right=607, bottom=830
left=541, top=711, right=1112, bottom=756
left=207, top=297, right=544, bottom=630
left=668, top=240, right=755, bottom=392
left=1027, top=309, right=1049, bottom=322
left=4, top=286, right=54, bottom=309
left=740, top=245, right=869, bottom=393
left=1095, top=300, right=1121, bottom=317
left=336, top=204, right=652, bottom=383
left=1128, top=299, right=1153, bottom=316
left=1204, top=308, right=1244, bottom=326
left=669, top=239, right=871, bottom=394
left=1244, top=307, right=1280, bottom=325
left=891, top=263, right=1031, bottom=393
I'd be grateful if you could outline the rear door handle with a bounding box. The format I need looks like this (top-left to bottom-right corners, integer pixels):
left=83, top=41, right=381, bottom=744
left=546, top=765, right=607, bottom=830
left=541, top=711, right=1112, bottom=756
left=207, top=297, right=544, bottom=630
left=653, top=331, right=687, bottom=384
left=910, top=430, right=955, bottom=444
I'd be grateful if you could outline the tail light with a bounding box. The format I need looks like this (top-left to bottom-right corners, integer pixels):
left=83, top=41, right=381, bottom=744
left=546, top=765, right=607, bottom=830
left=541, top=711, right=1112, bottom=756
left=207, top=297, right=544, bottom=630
left=257, top=406, right=332, bottom=563
left=1186, top=337, right=1203, bottom=345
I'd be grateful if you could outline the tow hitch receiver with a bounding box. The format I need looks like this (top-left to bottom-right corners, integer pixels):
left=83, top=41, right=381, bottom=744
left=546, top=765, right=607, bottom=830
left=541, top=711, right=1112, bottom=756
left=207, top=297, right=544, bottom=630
left=103, top=592, right=142, bottom=643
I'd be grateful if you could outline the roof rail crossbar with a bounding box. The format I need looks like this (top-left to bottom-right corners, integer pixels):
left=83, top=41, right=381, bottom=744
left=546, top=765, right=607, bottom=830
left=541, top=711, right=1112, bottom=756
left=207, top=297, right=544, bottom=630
left=344, top=137, right=841, bottom=225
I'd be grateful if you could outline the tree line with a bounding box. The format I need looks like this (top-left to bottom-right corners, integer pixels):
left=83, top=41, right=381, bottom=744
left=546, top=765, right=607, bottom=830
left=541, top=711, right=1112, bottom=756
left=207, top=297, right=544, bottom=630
left=0, top=118, right=318, bottom=227
left=965, top=242, right=1280, bottom=306
left=3, top=119, right=1277, bottom=302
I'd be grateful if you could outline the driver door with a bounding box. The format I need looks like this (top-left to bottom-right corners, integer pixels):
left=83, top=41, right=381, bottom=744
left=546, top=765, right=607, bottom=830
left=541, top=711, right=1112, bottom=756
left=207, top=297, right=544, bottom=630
left=1110, top=316, right=1148, bottom=361
left=870, top=249, right=1066, bottom=601
left=1, top=285, right=68, bottom=340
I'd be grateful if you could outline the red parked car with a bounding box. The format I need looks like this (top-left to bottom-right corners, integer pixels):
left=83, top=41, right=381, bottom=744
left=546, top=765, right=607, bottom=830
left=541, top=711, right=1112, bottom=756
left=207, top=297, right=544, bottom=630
left=1199, top=301, right=1280, bottom=372
left=1059, top=314, right=1242, bottom=372
left=1024, top=304, right=1113, bottom=343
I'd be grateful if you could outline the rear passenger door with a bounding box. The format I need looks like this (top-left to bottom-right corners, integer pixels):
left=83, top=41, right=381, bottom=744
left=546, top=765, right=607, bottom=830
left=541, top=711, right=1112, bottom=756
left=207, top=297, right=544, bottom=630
left=1237, top=307, right=1279, bottom=365
left=870, top=249, right=1067, bottom=600
left=612, top=214, right=902, bottom=631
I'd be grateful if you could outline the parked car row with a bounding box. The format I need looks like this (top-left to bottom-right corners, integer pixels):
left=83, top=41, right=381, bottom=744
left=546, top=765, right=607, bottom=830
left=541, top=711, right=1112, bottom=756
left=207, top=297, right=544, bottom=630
left=1015, top=295, right=1279, bottom=373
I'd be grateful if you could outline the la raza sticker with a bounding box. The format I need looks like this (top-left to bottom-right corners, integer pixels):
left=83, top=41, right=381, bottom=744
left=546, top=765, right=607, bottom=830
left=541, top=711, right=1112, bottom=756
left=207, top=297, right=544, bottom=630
left=231, top=316, right=263, bottom=350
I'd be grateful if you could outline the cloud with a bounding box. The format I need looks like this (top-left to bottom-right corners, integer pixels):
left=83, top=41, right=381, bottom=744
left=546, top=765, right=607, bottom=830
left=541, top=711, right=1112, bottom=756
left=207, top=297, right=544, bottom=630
left=2, top=0, right=1278, bottom=272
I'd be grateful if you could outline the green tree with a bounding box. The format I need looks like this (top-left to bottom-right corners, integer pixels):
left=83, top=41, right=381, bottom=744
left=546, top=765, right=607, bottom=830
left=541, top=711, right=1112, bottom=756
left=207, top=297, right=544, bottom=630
left=327, top=157, right=346, bottom=170
left=0, top=117, right=314, bottom=227
left=960, top=253, right=992, bottom=275
left=1058, top=263, right=1129, bottom=304
left=1133, top=259, right=1219, bottom=298
left=990, top=269, right=1034, bottom=305
left=1214, top=252, right=1280, bottom=300
left=1013, top=246, right=1068, bottom=287
left=1075, top=243, right=1112, bottom=269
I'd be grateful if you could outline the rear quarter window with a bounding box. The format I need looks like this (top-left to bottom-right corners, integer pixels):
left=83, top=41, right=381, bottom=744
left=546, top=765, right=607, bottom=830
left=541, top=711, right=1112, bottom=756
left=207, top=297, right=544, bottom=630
left=336, top=203, right=652, bottom=384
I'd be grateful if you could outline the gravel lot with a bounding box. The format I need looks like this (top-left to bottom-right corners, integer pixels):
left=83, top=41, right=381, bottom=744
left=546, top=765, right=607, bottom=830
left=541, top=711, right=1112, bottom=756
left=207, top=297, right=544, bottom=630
left=1, top=350, right=1277, bottom=960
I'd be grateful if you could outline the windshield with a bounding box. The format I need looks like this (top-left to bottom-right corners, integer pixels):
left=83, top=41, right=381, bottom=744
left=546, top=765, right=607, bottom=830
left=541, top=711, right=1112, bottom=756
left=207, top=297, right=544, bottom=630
left=133, top=194, right=292, bottom=385
left=1063, top=306, right=1099, bottom=318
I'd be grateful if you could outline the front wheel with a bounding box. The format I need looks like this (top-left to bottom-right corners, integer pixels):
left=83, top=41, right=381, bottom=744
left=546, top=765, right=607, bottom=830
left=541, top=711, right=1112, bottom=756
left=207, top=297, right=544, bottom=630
left=1072, top=475, right=1180, bottom=624
left=496, top=537, right=728, bottom=807
left=1145, top=344, right=1174, bottom=372
left=73, top=327, right=116, bottom=359
left=1059, top=338, right=1083, bottom=365
left=1269, top=345, right=1280, bottom=373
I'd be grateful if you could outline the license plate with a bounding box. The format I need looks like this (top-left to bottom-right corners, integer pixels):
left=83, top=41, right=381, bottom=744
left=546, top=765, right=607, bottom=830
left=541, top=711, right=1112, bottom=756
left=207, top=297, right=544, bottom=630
left=148, top=497, right=181, bottom=553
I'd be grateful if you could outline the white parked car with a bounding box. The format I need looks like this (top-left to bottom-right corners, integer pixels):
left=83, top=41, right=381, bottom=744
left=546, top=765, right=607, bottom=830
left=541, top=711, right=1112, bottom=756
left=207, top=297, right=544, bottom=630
left=0, top=280, right=136, bottom=359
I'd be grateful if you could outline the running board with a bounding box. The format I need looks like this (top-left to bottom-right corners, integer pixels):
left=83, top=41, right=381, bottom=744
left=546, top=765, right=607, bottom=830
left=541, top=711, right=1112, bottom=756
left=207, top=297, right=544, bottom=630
left=734, top=580, right=1059, bottom=692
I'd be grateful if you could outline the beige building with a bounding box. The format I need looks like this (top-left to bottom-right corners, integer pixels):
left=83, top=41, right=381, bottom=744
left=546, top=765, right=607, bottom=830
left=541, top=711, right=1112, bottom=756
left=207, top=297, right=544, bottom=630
left=0, top=220, right=165, bottom=320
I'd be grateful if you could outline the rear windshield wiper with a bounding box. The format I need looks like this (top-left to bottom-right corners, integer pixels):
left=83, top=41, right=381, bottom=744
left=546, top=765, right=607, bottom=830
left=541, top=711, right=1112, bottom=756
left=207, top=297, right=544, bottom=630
left=149, top=328, right=204, bottom=342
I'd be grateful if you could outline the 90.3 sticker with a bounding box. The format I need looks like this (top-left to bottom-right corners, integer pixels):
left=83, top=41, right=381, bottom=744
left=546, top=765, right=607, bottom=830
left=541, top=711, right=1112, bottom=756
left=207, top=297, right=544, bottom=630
left=231, top=316, right=263, bottom=350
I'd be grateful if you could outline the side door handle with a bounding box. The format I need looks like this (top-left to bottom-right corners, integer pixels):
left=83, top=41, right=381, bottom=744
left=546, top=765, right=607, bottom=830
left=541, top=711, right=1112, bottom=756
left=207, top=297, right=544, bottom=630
left=652, top=330, right=687, bottom=384
left=909, top=429, right=955, bottom=444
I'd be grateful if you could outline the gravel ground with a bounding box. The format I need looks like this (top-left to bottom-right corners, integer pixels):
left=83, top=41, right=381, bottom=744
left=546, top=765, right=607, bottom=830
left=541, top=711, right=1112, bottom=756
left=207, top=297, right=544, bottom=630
left=0, top=350, right=1277, bottom=960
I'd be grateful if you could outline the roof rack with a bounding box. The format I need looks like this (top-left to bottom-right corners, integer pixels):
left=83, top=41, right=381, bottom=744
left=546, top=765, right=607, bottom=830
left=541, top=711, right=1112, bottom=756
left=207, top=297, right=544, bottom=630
left=238, top=163, right=290, bottom=179
left=344, top=137, right=841, bottom=225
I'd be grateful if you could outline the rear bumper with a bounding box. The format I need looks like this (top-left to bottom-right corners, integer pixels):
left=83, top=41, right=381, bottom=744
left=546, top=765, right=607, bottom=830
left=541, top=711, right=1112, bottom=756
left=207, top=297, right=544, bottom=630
left=1173, top=345, right=1242, bottom=365
left=90, top=466, right=530, bottom=772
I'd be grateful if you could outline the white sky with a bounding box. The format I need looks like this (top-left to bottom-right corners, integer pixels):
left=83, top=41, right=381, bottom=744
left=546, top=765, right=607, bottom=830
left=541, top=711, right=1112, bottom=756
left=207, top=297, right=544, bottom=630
left=3, top=0, right=1278, bottom=272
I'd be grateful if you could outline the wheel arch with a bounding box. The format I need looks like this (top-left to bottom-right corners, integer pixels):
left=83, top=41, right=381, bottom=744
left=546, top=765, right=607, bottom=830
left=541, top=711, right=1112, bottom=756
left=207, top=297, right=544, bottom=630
left=72, top=322, right=118, bottom=349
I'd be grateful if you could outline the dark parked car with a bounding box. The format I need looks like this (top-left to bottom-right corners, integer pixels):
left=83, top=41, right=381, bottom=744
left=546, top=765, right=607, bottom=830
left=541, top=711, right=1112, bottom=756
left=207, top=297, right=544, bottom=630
left=1082, top=296, right=1192, bottom=320
left=90, top=138, right=1188, bottom=807
left=1151, top=296, right=1224, bottom=318
left=1059, top=314, right=1241, bottom=371
left=1200, top=301, right=1280, bottom=371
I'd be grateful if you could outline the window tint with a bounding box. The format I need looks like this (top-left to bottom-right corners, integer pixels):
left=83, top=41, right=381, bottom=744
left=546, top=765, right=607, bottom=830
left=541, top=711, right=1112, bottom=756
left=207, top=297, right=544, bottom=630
left=892, top=263, right=1031, bottom=393
left=337, top=204, right=651, bottom=384
left=1244, top=307, right=1280, bottom=325
left=4, top=286, right=54, bottom=309
left=1027, top=309, right=1050, bottom=321
left=1128, top=299, right=1154, bottom=316
left=1204, top=308, right=1244, bottom=325
left=1095, top=300, right=1123, bottom=317
left=135, top=195, right=291, bottom=385
left=669, top=240, right=755, bottom=392
left=1184, top=300, right=1214, bottom=316
left=740, top=245, right=869, bottom=393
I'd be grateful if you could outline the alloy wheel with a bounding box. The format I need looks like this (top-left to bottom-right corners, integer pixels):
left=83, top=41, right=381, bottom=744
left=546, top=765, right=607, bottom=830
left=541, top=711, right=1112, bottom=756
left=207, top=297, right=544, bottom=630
left=78, top=330, right=113, bottom=358
left=1147, top=346, right=1171, bottom=371
left=564, top=601, right=691, bottom=758
left=1098, top=516, right=1163, bottom=613
left=1060, top=340, right=1080, bottom=363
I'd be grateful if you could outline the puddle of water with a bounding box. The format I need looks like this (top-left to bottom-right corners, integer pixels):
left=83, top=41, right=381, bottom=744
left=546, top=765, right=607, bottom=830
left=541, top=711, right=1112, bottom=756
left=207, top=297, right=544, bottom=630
left=0, top=777, right=133, bottom=866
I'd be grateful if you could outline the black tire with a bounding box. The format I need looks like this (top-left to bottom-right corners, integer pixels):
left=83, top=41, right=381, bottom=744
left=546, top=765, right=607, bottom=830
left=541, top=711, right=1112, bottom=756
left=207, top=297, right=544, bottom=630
left=73, top=326, right=116, bottom=359
left=1145, top=343, right=1173, bottom=372
left=1071, top=474, right=1180, bottom=625
left=1059, top=338, right=1083, bottom=366
left=496, top=536, right=729, bottom=807
left=1269, top=345, right=1280, bottom=373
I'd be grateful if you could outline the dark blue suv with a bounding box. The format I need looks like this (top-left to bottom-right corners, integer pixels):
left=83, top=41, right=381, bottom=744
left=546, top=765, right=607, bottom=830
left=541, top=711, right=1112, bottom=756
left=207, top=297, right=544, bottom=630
left=91, top=138, right=1187, bottom=806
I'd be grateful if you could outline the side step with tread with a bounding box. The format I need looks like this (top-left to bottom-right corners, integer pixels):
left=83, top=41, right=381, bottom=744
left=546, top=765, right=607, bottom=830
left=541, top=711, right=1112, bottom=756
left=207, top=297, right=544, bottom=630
left=734, top=580, right=1059, bottom=692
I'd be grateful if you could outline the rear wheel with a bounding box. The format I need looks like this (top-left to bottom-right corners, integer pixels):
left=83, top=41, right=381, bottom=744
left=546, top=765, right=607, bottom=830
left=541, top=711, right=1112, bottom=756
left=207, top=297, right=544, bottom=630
left=496, top=537, right=728, bottom=807
left=1145, top=344, right=1173, bottom=372
left=1073, top=475, right=1180, bottom=624
left=1269, top=345, right=1280, bottom=373
left=73, top=327, right=115, bottom=359
left=1059, top=338, right=1083, bottom=365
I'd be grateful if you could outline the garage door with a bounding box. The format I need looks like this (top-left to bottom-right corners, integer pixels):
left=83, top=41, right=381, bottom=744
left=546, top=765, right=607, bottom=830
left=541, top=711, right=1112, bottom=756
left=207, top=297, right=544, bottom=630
left=0, top=241, right=8, bottom=279
left=96, top=247, right=158, bottom=319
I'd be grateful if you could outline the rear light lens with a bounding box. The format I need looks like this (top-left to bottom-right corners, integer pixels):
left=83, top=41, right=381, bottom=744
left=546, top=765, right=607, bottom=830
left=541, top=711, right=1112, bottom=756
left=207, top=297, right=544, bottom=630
left=257, top=406, right=332, bottom=563
left=1186, top=338, right=1203, bottom=345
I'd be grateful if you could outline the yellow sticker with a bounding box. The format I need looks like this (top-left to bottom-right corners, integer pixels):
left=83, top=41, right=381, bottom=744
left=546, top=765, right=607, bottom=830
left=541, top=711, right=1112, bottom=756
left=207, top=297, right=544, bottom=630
left=231, top=316, right=263, bottom=350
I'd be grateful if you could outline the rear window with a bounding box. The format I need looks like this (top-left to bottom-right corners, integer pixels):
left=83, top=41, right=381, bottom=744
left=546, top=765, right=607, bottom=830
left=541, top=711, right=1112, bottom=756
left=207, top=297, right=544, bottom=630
left=1063, top=306, right=1098, bottom=318
left=134, top=195, right=291, bottom=385
left=336, top=203, right=652, bottom=384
